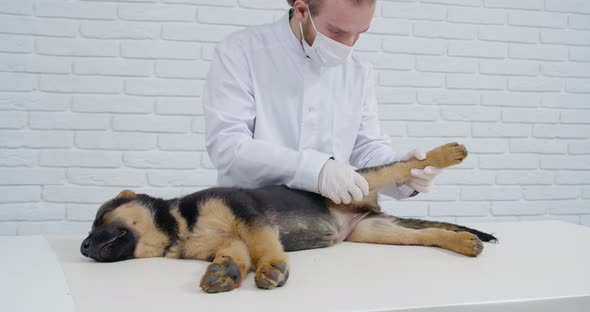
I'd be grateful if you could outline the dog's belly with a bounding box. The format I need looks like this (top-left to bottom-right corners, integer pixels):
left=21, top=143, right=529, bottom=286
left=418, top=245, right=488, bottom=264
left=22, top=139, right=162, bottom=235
left=274, top=213, right=339, bottom=251
left=251, top=186, right=338, bottom=251
left=273, top=207, right=370, bottom=251
left=252, top=185, right=373, bottom=252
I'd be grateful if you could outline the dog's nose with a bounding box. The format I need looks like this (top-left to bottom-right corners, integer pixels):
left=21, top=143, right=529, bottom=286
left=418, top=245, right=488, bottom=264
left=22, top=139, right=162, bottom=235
left=81, top=237, right=91, bottom=257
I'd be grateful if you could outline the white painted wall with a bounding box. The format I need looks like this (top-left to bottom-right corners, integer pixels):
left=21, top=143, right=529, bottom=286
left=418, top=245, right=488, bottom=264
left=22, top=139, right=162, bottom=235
left=0, top=0, right=589, bottom=235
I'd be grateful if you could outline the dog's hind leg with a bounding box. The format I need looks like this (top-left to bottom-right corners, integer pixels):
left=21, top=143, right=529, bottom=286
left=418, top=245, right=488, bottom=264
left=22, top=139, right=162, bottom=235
left=345, top=214, right=494, bottom=257
left=393, top=217, right=497, bottom=243
left=351, top=142, right=468, bottom=208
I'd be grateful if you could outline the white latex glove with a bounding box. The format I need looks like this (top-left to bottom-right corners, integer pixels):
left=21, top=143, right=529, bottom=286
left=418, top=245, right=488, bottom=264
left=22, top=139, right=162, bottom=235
left=400, top=148, right=443, bottom=193
left=318, top=159, right=369, bottom=204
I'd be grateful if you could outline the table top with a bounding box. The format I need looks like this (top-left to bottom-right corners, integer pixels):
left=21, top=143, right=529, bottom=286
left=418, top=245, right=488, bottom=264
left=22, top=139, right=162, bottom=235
left=2, top=221, right=590, bottom=312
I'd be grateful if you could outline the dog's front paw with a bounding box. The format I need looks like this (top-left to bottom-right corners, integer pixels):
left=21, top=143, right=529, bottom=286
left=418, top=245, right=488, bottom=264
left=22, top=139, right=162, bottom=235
left=255, top=261, right=289, bottom=290
left=200, top=256, right=241, bottom=293
left=426, top=142, right=468, bottom=169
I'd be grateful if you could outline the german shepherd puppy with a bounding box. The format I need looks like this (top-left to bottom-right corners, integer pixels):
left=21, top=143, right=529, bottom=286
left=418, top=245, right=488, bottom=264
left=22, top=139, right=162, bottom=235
left=81, top=143, right=497, bottom=293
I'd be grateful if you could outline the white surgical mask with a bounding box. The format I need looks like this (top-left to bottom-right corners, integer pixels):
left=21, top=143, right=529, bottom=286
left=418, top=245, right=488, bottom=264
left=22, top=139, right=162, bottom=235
left=299, top=7, right=353, bottom=67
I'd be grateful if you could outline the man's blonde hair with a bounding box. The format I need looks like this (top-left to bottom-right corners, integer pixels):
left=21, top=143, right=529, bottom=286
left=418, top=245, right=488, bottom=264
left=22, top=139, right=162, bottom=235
left=286, top=0, right=375, bottom=16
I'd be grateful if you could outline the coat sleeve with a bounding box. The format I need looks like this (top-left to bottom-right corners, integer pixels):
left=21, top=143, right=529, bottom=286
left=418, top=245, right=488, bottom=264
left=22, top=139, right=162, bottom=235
left=348, top=64, right=415, bottom=199
left=203, top=39, right=332, bottom=192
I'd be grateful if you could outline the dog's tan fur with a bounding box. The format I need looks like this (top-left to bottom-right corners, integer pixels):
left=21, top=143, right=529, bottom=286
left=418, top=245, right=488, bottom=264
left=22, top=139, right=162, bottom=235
left=103, top=200, right=170, bottom=258
left=347, top=218, right=483, bottom=257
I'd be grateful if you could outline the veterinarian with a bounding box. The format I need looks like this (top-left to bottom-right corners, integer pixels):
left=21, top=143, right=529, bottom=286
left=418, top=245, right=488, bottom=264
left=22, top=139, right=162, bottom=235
left=203, top=0, right=442, bottom=204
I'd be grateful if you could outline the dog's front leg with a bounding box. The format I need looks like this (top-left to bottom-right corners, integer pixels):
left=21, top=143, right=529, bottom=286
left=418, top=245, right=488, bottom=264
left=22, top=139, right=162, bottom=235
left=199, top=238, right=252, bottom=293
left=239, top=222, right=290, bottom=290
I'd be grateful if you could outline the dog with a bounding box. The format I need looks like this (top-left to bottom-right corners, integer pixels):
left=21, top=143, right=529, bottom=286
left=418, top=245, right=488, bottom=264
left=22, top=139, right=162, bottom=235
left=81, top=142, right=497, bottom=293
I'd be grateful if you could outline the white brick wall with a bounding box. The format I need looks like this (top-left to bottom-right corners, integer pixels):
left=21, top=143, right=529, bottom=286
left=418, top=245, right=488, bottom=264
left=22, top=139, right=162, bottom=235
left=0, top=0, right=589, bottom=235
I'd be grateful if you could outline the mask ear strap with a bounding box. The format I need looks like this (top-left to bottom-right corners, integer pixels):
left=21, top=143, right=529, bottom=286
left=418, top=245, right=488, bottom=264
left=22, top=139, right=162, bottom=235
left=299, top=22, right=304, bottom=41
left=306, top=5, right=319, bottom=34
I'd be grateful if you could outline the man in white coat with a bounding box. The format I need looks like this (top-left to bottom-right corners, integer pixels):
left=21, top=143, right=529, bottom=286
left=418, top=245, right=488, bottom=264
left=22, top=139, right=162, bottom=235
left=203, top=0, right=442, bottom=204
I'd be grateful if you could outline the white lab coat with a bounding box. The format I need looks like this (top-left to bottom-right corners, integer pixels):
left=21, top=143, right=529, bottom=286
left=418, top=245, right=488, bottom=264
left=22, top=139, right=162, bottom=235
left=203, top=13, right=414, bottom=199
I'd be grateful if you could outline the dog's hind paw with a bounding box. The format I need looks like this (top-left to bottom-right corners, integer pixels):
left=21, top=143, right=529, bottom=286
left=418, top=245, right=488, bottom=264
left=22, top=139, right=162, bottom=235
left=255, top=261, right=289, bottom=290
left=200, top=256, right=241, bottom=293
left=426, top=142, right=468, bottom=169
left=455, top=231, right=484, bottom=257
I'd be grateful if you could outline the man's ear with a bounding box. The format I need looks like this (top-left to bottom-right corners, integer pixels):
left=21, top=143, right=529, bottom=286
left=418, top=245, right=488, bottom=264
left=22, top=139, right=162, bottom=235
left=116, top=190, right=136, bottom=199
left=293, top=0, right=310, bottom=23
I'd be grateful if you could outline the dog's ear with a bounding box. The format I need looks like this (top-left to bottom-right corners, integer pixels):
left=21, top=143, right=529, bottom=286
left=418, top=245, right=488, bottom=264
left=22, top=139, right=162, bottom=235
left=116, top=190, right=137, bottom=199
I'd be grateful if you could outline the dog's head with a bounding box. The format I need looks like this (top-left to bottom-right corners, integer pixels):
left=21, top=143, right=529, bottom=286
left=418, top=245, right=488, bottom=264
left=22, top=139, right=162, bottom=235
left=81, top=190, right=178, bottom=262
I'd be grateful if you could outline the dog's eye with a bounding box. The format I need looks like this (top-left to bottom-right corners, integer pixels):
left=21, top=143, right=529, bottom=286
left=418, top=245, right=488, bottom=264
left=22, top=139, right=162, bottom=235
left=118, top=230, right=127, bottom=237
